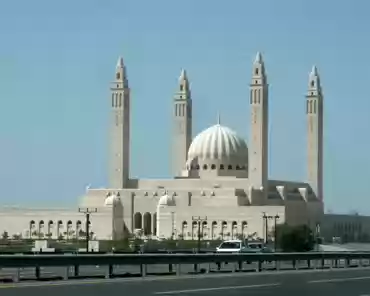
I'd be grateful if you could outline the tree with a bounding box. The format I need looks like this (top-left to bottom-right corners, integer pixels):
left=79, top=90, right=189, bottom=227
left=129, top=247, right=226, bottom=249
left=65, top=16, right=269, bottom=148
left=277, top=224, right=314, bottom=252
left=12, top=233, right=22, bottom=240
left=1, top=231, right=9, bottom=240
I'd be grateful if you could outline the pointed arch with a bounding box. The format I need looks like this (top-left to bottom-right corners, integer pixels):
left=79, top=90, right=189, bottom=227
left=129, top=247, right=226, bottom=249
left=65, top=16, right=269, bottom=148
left=47, top=220, right=54, bottom=237
left=211, top=221, right=217, bottom=239
left=182, top=221, right=188, bottom=238
left=231, top=221, right=238, bottom=239
left=143, top=212, right=152, bottom=235
left=134, top=212, right=142, bottom=230
left=192, top=221, right=198, bottom=239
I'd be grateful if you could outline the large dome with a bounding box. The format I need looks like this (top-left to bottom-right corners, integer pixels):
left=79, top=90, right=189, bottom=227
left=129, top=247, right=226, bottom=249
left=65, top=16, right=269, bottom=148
left=187, top=123, right=248, bottom=165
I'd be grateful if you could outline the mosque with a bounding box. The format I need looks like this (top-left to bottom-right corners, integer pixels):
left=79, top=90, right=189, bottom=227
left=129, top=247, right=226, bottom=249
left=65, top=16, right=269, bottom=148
left=0, top=53, right=326, bottom=242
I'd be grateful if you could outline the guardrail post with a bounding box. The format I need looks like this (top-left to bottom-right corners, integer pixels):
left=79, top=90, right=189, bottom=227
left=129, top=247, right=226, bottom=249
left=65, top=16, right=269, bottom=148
left=321, top=257, right=325, bottom=269
left=275, top=260, right=280, bottom=271
left=169, top=264, right=173, bottom=273
left=238, top=261, right=242, bottom=271
left=292, top=259, right=296, bottom=270
left=256, top=260, right=262, bottom=272
left=176, top=264, right=181, bottom=276
left=63, top=267, right=69, bottom=280
left=334, top=259, right=338, bottom=268
left=307, top=259, right=311, bottom=269
left=217, top=262, right=221, bottom=271
left=345, top=258, right=350, bottom=268
left=74, top=264, right=79, bottom=276
left=13, top=268, right=20, bottom=283
left=206, top=263, right=210, bottom=273
left=140, top=264, right=147, bottom=277
left=35, top=266, right=41, bottom=279
left=193, top=264, right=198, bottom=273
left=105, top=265, right=113, bottom=279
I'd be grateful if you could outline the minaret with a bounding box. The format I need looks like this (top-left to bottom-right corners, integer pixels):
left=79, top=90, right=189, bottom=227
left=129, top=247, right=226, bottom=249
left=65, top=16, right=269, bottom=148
left=172, top=69, right=192, bottom=177
left=109, top=57, right=130, bottom=188
left=249, top=52, right=269, bottom=196
left=306, top=65, right=323, bottom=201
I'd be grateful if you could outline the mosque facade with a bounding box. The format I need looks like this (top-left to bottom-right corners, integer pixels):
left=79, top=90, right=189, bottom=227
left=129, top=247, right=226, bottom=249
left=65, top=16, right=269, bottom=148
left=0, top=53, right=325, bottom=242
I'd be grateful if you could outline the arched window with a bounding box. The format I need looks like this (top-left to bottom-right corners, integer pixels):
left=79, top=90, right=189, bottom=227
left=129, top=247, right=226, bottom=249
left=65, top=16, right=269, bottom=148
left=195, top=164, right=200, bottom=170
left=211, top=164, right=216, bottom=170
left=311, top=80, right=315, bottom=87
left=203, top=164, right=208, bottom=170
left=255, top=68, right=259, bottom=75
left=134, top=212, right=142, bottom=229
left=228, top=165, right=232, bottom=170
left=143, top=212, right=152, bottom=235
left=220, top=164, right=224, bottom=170
left=116, top=72, right=120, bottom=80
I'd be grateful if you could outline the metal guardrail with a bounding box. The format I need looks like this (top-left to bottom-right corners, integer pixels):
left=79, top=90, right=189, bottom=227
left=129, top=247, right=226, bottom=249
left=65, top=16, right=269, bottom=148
left=1, top=252, right=370, bottom=283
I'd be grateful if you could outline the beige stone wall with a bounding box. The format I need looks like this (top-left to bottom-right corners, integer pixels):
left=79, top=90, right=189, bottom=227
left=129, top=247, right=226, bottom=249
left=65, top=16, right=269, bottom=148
left=0, top=207, right=114, bottom=240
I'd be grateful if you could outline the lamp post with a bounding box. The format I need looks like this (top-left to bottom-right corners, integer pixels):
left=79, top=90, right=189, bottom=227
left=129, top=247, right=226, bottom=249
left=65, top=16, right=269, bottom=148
left=315, top=222, right=321, bottom=251
left=171, top=211, right=175, bottom=240
left=262, top=213, right=280, bottom=247
left=192, top=216, right=207, bottom=253
left=78, top=208, right=97, bottom=252
left=262, top=212, right=268, bottom=244
left=273, top=215, right=280, bottom=250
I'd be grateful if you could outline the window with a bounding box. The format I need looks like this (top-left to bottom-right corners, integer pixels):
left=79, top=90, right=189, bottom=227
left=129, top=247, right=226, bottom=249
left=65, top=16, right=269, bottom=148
left=236, top=165, right=240, bottom=170
left=228, top=165, right=232, bottom=170
left=195, top=164, right=200, bottom=170
left=255, top=68, right=259, bottom=75
left=311, top=80, right=315, bottom=87
left=180, top=85, right=183, bottom=91
left=220, top=164, right=224, bottom=170
left=211, top=164, right=216, bottom=170
left=116, top=73, right=120, bottom=80
left=203, top=164, right=208, bottom=170
left=219, top=242, right=241, bottom=249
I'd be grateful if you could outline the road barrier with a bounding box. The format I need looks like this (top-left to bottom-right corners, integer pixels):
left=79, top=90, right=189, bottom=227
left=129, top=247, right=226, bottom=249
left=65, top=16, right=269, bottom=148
left=1, top=252, right=370, bottom=283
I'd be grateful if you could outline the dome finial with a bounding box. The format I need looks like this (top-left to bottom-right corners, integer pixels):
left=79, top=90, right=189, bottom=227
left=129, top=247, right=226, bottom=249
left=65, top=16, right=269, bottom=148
left=217, top=112, right=221, bottom=125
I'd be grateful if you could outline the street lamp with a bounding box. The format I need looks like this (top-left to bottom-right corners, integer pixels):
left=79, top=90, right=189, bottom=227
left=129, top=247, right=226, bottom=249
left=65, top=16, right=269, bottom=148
left=273, top=215, right=280, bottom=250
left=192, top=216, right=207, bottom=253
left=315, top=222, right=321, bottom=251
left=262, top=213, right=280, bottom=247
left=78, top=208, right=97, bottom=252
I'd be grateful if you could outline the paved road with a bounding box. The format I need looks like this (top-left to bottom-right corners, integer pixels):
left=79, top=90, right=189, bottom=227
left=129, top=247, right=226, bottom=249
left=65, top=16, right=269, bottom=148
left=2, top=267, right=370, bottom=295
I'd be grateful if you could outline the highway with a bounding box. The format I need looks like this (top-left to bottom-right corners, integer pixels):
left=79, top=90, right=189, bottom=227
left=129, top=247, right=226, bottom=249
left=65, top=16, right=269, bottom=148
left=2, top=267, right=370, bottom=295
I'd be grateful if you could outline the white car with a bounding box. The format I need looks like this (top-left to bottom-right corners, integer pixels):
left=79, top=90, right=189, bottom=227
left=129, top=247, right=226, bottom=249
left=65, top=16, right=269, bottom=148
left=216, top=240, right=268, bottom=253
left=216, top=240, right=272, bottom=264
left=216, top=240, right=246, bottom=253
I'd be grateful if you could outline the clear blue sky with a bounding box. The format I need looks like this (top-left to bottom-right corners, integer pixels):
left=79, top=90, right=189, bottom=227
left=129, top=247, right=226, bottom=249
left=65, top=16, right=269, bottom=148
left=0, top=0, right=369, bottom=214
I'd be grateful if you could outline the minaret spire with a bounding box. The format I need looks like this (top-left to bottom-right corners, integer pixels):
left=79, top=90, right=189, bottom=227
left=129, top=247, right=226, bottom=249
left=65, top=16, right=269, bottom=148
left=116, top=56, right=124, bottom=68
left=254, top=52, right=263, bottom=63
left=306, top=65, right=324, bottom=202
left=109, top=56, right=131, bottom=189
left=172, top=69, right=192, bottom=177
left=249, top=51, right=269, bottom=204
